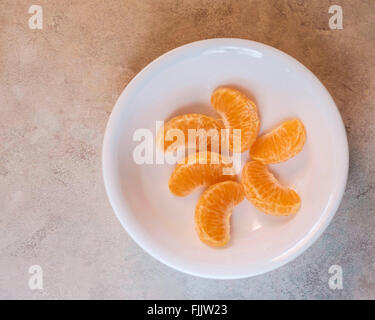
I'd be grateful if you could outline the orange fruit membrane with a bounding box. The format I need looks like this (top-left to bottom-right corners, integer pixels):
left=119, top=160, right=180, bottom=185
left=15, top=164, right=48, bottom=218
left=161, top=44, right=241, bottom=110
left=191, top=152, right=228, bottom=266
left=195, top=181, right=244, bottom=247
left=211, top=87, right=260, bottom=153
left=241, top=161, right=301, bottom=216
left=168, top=152, right=236, bottom=197
left=250, top=119, right=306, bottom=164
left=156, top=114, right=223, bottom=153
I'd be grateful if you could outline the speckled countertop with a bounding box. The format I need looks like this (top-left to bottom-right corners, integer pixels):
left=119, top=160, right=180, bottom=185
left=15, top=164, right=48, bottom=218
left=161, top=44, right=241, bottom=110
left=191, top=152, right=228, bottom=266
left=0, top=0, right=374, bottom=299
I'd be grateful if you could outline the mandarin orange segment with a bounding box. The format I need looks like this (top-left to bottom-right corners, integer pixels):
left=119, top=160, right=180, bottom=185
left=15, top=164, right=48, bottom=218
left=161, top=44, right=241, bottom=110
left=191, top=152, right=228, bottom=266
left=241, top=161, right=301, bottom=216
left=195, top=181, right=244, bottom=247
left=250, top=119, right=306, bottom=164
left=156, top=114, right=223, bottom=153
left=211, top=87, right=260, bottom=153
left=168, top=152, right=236, bottom=197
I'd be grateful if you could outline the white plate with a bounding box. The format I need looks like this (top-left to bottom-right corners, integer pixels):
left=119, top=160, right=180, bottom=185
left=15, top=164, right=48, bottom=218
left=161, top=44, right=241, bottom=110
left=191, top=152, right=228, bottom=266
left=102, top=39, right=348, bottom=279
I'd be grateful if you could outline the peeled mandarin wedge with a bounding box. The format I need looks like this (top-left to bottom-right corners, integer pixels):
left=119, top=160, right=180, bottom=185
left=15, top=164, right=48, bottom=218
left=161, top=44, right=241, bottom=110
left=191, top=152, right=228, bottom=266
left=156, top=114, right=223, bottom=153
left=241, top=161, right=301, bottom=216
left=168, top=152, right=235, bottom=197
left=211, top=87, right=260, bottom=153
left=250, top=119, right=306, bottom=164
left=195, top=181, right=244, bottom=247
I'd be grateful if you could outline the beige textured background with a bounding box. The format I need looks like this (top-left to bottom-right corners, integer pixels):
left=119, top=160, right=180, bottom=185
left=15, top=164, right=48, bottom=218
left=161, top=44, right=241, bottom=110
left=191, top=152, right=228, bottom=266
left=0, top=0, right=374, bottom=299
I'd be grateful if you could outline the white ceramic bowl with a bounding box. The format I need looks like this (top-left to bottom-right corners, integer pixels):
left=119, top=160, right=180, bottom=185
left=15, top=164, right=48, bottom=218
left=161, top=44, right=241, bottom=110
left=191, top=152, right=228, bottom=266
left=102, top=39, right=348, bottom=279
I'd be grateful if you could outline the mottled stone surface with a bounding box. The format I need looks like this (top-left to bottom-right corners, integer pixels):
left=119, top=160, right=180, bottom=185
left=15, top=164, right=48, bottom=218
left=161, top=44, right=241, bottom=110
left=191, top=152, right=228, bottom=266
left=0, top=0, right=374, bottom=299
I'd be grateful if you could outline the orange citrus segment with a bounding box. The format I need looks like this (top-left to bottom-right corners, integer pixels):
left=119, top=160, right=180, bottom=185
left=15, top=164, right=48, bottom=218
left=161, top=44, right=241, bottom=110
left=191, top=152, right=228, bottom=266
left=156, top=114, right=223, bottom=153
left=250, top=119, right=306, bottom=164
left=241, top=161, right=301, bottom=216
left=195, top=181, right=244, bottom=247
left=168, top=152, right=235, bottom=197
left=211, top=87, right=260, bottom=153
